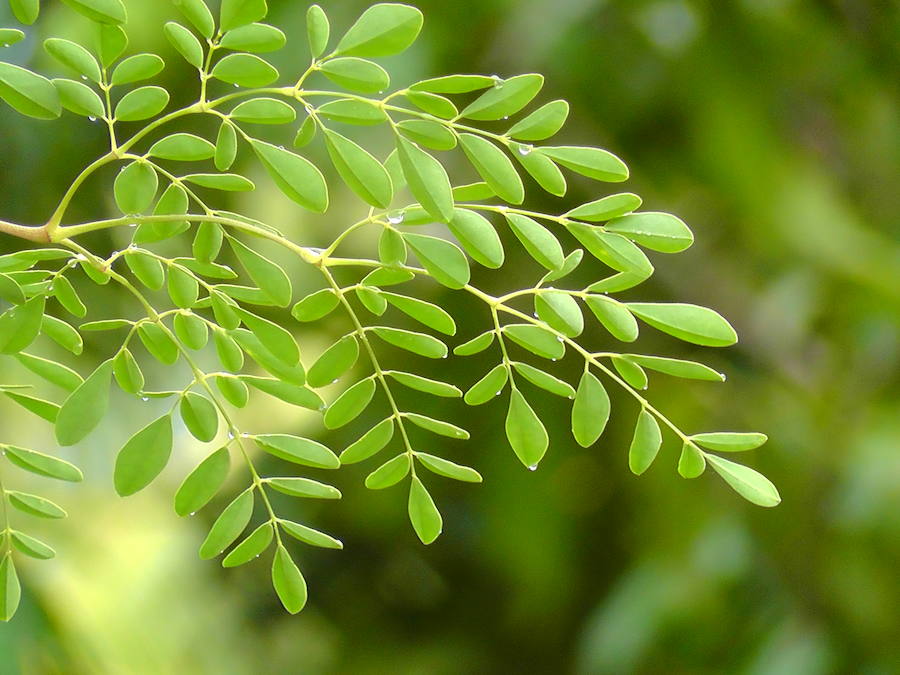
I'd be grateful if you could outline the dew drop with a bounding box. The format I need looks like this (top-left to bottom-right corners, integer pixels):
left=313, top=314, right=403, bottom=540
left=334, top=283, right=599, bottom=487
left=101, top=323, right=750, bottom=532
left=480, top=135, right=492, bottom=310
left=331, top=378, right=338, bottom=385
left=227, top=431, right=234, bottom=439
left=233, top=83, right=240, bottom=88
left=527, top=464, right=538, bottom=472
left=141, top=396, right=149, bottom=402
left=278, top=145, right=285, bottom=150
left=502, top=115, right=509, bottom=120
left=533, top=312, right=538, bottom=318
left=81, top=75, right=88, bottom=81
left=491, top=74, right=502, bottom=86
left=517, top=145, right=533, bottom=156
left=128, top=223, right=138, bottom=228
left=441, top=354, right=448, bottom=359
left=88, top=116, right=97, bottom=122
left=189, top=511, right=196, bottom=517
left=557, top=336, right=564, bottom=342
left=551, top=358, right=557, bottom=362
left=47, top=284, right=54, bottom=292
left=387, top=213, right=404, bottom=225
left=240, top=432, right=250, bottom=438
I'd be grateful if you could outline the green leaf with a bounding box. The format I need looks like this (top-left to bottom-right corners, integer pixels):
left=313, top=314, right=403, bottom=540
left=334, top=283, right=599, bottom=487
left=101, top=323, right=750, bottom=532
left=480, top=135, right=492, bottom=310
left=506, top=389, right=548, bottom=469
left=460, top=74, right=543, bottom=121
left=228, top=237, right=292, bottom=307
left=149, top=133, right=215, bottom=161
left=11, top=531, right=55, bottom=559
left=53, top=78, right=105, bottom=118
left=584, top=271, right=649, bottom=294
left=136, top=183, right=189, bottom=242
left=505, top=213, right=564, bottom=271
left=43, top=315, right=83, bottom=355
left=506, top=99, right=569, bottom=141
left=255, top=435, right=339, bottom=469
left=452, top=182, right=494, bottom=201
left=9, top=0, right=38, bottom=25
left=464, top=364, right=508, bottom=405
left=291, top=288, right=339, bottom=322
left=174, top=312, right=209, bottom=350
left=340, top=418, right=394, bottom=465
left=410, top=74, right=494, bottom=93
left=402, top=233, right=469, bottom=289
left=404, top=413, right=469, bottom=440
left=323, top=378, right=376, bottom=429
left=174, top=448, right=230, bottom=517
left=214, top=329, right=243, bottom=371
left=397, top=119, right=457, bottom=151
left=566, top=224, right=653, bottom=276
left=405, top=90, right=457, bottom=119
left=317, top=98, right=387, bottom=125
left=60, top=0, right=126, bottom=25
left=52, top=275, right=87, bottom=317
left=271, top=545, right=308, bottom=614
left=114, top=161, right=158, bottom=214
left=221, top=23, right=286, bottom=52
left=628, top=410, right=662, bottom=475
left=4, top=392, right=59, bottom=423
left=416, top=453, right=481, bottom=483
left=535, top=291, right=583, bottom=337
left=691, top=432, right=768, bottom=452
left=537, top=146, right=628, bottom=182
left=96, top=24, right=128, bottom=67
left=503, top=323, right=565, bottom=360
left=513, top=144, right=567, bottom=197
left=627, top=355, right=724, bottom=382
left=336, top=3, right=423, bottom=57
left=268, top=477, right=341, bottom=500
left=372, top=326, right=447, bottom=358
left=114, top=414, right=173, bottom=496
left=384, top=293, right=455, bottom=335
left=379, top=227, right=407, bottom=265
left=612, top=354, right=647, bottom=390
left=396, top=138, right=454, bottom=222
left=0, top=554, right=20, bottom=622
left=167, top=265, right=199, bottom=308
left=678, top=442, right=706, bottom=479
left=231, top=329, right=304, bottom=383
left=242, top=376, right=322, bottom=410
left=114, top=86, right=169, bottom=121
left=211, top=53, right=278, bottom=87
left=125, top=250, right=164, bottom=289
left=408, top=477, right=442, bottom=544
left=0, top=63, right=62, bottom=120
left=308, top=336, right=359, bottom=388
left=324, top=129, right=393, bottom=208
left=606, top=212, right=694, bottom=253
left=220, top=0, right=267, bottom=32
left=184, top=173, right=255, bottom=191
left=163, top=21, right=203, bottom=70
left=447, top=208, right=504, bottom=269
left=3, top=445, right=82, bottom=482
left=511, top=362, right=575, bottom=398
left=215, top=374, right=248, bottom=407
left=7, top=491, right=66, bottom=519
left=138, top=323, right=179, bottom=364
left=55, top=359, right=112, bottom=446
left=566, top=193, right=642, bottom=222
left=363, top=266, right=414, bottom=287
left=571, top=372, right=610, bottom=447
left=112, top=348, right=144, bottom=394
left=459, top=134, right=523, bottom=204
left=223, top=523, right=273, bottom=567
left=179, top=392, right=219, bottom=442
left=251, top=140, right=328, bottom=212
left=584, top=295, right=639, bottom=342
left=453, top=331, right=494, bottom=356
left=627, top=303, right=738, bottom=347
left=199, top=488, right=254, bottom=559
left=0, top=273, right=23, bottom=304
left=16, top=353, right=82, bottom=392
left=0, top=296, right=45, bottom=354
left=192, top=223, right=223, bottom=264
left=386, top=371, right=460, bottom=398
left=235, top=308, right=299, bottom=365
left=293, top=115, right=316, bottom=147
left=44, top=38, right=101, bottom=83
left=215, top=121, right=238, bottom=170
left=306, top=4, right=330, bottom=57
left=230, top=97, right=295, bottom=124
left=706, top=455, right=781, bottom=507
left=319, top=57, right=389, bottom=93
left=173, top=0, right=215, bottom=39
left=365, top=453, right=411, bottom=489
left=280, top=521, right=343, bottom=549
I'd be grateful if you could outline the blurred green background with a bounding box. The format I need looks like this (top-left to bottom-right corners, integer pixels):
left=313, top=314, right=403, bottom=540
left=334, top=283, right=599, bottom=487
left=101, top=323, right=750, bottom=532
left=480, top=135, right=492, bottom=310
left=1, top=0, right=898, bottom=673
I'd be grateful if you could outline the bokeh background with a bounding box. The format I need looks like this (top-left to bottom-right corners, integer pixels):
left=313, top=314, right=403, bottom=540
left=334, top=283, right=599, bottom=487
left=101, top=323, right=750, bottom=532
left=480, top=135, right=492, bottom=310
left=1, top=0, right=898, bottom=673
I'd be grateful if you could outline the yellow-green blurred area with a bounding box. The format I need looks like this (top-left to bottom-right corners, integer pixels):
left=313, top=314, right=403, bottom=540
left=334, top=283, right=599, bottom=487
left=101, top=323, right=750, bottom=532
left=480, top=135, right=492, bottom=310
left=1, top=0, right=899, bottom=672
